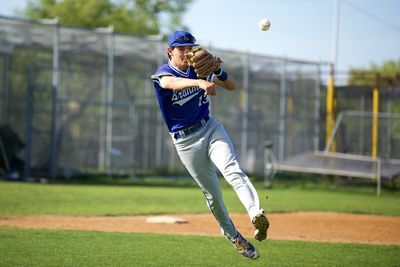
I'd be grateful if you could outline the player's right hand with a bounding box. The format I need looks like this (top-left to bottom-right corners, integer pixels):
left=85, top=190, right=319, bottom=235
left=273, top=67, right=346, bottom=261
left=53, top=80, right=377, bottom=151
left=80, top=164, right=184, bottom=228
left=197, top=79, right=216, bottom=96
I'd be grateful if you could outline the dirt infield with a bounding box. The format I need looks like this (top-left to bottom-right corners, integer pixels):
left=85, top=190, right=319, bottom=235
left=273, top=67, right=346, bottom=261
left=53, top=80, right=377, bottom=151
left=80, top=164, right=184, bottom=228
left=1, top=212, right=400, bottom=245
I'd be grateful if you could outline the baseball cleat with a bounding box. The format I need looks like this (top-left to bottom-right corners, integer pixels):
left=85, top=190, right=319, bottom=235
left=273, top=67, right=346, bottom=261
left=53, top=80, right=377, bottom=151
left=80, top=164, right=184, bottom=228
left=227, top=232, right=259, bottom=259
left=252, top=213, right=270, bottom=241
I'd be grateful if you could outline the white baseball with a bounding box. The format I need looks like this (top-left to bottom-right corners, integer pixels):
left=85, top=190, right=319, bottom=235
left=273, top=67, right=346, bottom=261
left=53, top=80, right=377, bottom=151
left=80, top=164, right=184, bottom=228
left=259, top=18, right=270, bottom=31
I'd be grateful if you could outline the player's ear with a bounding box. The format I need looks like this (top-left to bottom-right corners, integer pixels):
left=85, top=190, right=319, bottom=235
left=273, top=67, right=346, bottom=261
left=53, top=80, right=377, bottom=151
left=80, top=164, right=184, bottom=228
left=167, top=47, right=174, bottom=58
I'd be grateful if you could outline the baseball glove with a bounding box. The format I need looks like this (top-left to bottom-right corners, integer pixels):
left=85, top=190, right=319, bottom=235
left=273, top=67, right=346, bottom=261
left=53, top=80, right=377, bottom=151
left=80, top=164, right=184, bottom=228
left=185, top=47, right=223, bottom=78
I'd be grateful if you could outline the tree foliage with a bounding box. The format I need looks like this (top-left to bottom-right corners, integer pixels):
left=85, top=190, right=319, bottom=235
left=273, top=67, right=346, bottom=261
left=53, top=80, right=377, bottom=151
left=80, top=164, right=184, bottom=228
left=23, top=0, right=193, bottom=35
left=347, top=59, right=400, bottom=87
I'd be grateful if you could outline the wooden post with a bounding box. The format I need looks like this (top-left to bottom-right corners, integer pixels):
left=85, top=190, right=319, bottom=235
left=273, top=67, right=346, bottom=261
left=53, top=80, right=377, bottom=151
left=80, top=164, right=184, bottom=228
left=326, top=65, right=336, bottom=151
left=372, top=74, right=380, bottom=159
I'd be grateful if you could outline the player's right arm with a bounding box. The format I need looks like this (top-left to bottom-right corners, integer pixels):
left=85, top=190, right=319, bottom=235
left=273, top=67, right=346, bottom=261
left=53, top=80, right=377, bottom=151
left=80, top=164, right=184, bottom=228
left=160, top=76, right=216, bottom=96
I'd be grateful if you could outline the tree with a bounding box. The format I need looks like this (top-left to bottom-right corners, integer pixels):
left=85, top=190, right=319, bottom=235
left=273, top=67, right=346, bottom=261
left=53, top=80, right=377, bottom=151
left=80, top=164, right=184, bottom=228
left=23, top=0, right=193, bottom=35
left=347, top=59, right=400, bottom=86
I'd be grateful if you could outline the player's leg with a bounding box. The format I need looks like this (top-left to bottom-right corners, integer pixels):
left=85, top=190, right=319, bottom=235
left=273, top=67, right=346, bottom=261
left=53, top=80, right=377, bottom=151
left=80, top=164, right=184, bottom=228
left=208, top=121, right=262, bottom=219
left=173, top=134, right=238, bottom=239
left=208, top=120, right=269, bottom=240
left=175, top=134, right=260, bottom=258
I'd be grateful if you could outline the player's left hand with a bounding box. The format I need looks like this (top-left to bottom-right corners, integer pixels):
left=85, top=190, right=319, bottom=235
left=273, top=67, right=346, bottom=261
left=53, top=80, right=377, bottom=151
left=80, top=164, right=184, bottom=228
left=185, top=47, right=222, bottom=78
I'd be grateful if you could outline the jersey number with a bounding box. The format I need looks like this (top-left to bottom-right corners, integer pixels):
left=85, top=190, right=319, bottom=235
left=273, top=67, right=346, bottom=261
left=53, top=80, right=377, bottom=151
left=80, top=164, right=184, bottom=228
left=199, top=94, right=209, bottom=106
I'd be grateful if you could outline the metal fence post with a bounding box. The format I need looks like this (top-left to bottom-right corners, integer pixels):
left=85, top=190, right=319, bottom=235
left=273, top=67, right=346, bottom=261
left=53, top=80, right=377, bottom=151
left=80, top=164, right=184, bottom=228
left=359, top=93, right=365, bottom=154
left=376, top=158, right=381, bottom=197
left=106, top=27, right=115, bottom=176
left=96, top=26, right=115, bottom=176
left=45, top=17, right=60, bottom=180
left=98, top=68, right=107, bottom=171
left=129, top=104, right=137, bottom=177
left=278, top=57, right=287, bottom=161
left=24, top=65, right=34, bottom=178
left=143, top=83, right=151, bottom=169
left=155, top=36, right=164, bottom=167
left=240, top=52, right=249, bottom=168
left=314, top=62, right=321, bottom=151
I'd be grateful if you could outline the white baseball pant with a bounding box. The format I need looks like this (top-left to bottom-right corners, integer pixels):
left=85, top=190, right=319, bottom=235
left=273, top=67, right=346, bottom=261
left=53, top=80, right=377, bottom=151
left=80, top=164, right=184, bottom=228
left=172, top=116, right=263, bottom=238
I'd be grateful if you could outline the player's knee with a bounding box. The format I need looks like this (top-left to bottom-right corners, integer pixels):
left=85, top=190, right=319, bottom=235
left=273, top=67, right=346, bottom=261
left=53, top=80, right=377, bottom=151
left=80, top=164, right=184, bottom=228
left=226, top=171, right=249, bottom=190
left=220, top=161, right=242, bottom=176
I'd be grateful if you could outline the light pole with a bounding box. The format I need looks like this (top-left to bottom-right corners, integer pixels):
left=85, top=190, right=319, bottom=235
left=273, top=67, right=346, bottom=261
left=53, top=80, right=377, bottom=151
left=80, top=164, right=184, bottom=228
left=331, top=0, right=341, bottom=78
left=326, top=0, right=340, bottom=151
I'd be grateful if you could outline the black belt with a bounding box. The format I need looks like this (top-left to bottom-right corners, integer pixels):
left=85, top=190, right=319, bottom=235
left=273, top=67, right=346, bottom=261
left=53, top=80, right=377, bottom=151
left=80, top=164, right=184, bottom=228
left=173, top=116, right=210, bottom=140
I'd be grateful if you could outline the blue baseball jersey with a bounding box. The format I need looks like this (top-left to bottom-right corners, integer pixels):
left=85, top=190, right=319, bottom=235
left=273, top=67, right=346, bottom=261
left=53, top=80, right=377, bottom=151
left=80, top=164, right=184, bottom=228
left=151, top=61, right=212, bottom=132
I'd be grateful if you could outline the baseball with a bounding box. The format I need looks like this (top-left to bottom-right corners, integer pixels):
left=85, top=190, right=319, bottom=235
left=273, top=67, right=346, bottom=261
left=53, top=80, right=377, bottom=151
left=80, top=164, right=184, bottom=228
left=259, top=18, right=270, bottom=31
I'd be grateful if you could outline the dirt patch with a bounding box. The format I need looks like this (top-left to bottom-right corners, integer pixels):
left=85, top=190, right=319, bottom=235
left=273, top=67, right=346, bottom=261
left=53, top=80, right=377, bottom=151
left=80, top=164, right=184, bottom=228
left=1, top=212, right=399, bottom=245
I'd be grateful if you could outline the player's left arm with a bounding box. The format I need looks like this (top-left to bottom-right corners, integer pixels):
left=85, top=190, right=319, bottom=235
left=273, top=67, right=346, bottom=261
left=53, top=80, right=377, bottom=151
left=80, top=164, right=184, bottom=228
left=212, top=69, right=237, bottom=91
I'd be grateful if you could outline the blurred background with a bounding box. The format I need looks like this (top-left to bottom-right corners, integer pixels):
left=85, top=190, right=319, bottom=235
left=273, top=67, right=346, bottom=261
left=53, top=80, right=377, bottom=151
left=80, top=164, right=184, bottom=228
left=0, top=0, right=399, bottom=186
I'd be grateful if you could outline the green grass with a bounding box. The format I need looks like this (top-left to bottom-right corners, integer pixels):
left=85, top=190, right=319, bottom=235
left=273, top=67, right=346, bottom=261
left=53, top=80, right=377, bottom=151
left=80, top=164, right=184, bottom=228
left=0, top=227, right=399, bottom=267
left=0, top=180, right=399, bottom=216
left=0, top=178, right=399, bottom=266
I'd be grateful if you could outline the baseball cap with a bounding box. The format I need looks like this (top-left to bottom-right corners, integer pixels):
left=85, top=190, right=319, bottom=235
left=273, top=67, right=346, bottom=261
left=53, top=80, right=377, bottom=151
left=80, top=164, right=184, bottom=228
left=168, top=30, right=199, bottom=47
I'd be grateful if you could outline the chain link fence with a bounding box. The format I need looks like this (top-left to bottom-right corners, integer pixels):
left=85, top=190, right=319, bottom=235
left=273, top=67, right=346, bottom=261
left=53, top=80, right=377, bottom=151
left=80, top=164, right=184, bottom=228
left=0, top=16, right=325, bottom=179
left=331, top=85, right=400, bottom=159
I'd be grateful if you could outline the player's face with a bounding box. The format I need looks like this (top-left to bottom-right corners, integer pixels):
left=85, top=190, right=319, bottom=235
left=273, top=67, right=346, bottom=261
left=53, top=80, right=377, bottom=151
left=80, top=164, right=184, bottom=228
left=168, top=46, right=192, bottom=71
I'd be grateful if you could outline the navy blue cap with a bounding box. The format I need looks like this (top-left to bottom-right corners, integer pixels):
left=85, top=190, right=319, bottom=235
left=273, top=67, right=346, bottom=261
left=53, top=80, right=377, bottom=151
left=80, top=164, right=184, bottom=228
left=168, top=31, right=199, bottom=47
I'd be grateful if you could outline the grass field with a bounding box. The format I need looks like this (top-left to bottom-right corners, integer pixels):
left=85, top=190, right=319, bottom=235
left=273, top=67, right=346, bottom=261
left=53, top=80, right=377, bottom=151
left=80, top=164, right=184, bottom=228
left=1, top=228, right=399, bottom=267
left=0, top=178, right=399, bottom=216
left=0, top=178, right=399, bottom=266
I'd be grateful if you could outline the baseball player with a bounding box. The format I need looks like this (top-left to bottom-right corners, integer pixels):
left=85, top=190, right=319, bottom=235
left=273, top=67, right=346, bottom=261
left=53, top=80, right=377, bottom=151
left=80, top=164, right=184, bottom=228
left=151, top=30, right=269, bottom=259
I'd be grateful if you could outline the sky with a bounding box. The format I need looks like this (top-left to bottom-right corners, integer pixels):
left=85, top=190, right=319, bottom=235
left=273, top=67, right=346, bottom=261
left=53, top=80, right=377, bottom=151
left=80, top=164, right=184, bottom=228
left=182, top=0, right=400, bottom=74
left=1, top=0, right=399, bottom=76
